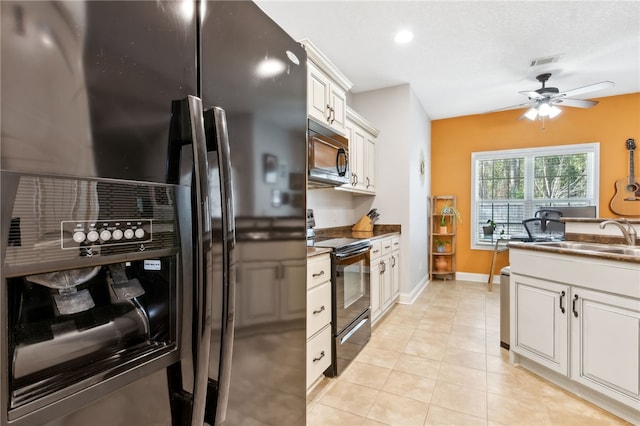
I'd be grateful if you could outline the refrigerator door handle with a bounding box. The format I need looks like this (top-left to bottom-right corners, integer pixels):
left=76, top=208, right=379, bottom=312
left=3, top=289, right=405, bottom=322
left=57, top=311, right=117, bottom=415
left=210, top=106, right=236, bottom=426
left=186, top=95, right=215, bottom=426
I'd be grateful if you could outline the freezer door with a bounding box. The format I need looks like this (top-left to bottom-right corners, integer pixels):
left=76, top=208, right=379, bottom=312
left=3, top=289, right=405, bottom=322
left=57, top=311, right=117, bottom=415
left=200, top=2, right=308, bottom=425
left=0, top=1, right=197, bottom=183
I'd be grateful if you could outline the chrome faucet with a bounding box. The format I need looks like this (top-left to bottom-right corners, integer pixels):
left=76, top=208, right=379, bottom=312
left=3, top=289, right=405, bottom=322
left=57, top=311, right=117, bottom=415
left=599, top=219, right=637, bottom=246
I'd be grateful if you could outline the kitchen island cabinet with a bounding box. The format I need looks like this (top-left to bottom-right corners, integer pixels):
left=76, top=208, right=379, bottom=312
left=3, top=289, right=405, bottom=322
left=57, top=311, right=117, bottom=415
left=509, top=245, right=640, bottom=423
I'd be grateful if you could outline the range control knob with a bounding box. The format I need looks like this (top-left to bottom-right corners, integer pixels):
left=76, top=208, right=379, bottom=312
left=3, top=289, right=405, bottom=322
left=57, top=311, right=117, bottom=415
left=112, top=229, right=123, bottom=240
left=87, top=230, right=99, bottom=242
left=73, top=231, right=86, bottom=243
left=134, top=228, right=145, bottom=239
left=124, top=229, right=134, bottom=239
left=100, top=230, right=112, bottom=241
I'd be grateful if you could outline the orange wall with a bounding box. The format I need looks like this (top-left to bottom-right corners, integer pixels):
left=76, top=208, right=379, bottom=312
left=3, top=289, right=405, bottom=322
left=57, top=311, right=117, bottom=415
left=431, top=93, right=640, bottom=275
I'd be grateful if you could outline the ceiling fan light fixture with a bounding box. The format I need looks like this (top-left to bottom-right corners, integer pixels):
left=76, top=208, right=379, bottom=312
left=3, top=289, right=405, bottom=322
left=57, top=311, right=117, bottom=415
left=524, top=107, right=538, bottom=120
left=548, top=105, right=562, bottom=118
left=537, top=101, right=552, bottom=117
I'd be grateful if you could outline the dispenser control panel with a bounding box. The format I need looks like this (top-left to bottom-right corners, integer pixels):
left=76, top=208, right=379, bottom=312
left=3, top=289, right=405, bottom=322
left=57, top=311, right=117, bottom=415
left=61, top=219, right=152, bottom=249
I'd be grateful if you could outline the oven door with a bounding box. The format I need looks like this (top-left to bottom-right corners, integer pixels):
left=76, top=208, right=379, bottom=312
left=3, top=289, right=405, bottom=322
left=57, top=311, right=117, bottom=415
left=333, top=246, right=370, bottom=333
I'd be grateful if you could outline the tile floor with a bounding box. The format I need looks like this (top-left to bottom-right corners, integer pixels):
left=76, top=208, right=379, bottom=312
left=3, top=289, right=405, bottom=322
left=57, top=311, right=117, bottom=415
left=306, top=279, right=632, bottom=425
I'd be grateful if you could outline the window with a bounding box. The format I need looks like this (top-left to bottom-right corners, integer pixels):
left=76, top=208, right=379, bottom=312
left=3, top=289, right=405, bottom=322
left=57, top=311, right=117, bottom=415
left=471, top=143, right=599, bottom=249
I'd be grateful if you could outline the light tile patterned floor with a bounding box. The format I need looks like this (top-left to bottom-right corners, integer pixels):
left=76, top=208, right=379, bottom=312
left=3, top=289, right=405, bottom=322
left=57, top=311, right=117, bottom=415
left=307, top=279, right=632, bottom=426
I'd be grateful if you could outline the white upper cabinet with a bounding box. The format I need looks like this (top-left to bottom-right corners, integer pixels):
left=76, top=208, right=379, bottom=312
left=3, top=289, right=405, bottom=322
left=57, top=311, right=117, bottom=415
left=301, top=39, right=351, bottom=136
left=341, top=107, right=379, bottom=195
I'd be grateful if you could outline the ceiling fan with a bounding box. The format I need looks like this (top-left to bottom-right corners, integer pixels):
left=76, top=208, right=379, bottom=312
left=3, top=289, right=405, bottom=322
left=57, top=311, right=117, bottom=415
left=497, top=73, right=614, bottom=120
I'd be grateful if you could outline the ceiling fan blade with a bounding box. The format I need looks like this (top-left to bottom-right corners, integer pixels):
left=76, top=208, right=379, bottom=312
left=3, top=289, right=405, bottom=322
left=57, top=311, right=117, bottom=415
left=485, top=101, right=536, bottom=114
left=560, top=81, right=614, bottom=98
left=518, top=90, right=544, bottom=100
left=554, top=98, right=598, bottom=108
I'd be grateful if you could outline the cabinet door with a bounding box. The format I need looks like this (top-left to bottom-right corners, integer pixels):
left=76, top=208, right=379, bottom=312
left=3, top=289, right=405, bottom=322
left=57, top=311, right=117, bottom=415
left=391, top=252, right=400, bottom=300
left=381, top=256, right=393, bottom=311
left=329, top=84, right=347, bottom=134
left=238, top=261, right=281, bottom=326
left=351, top=126, right=366, bottom=190
left=370, top=261, right=381, bottom=323
left=307, top=61, right=330, bottom=125
left=511, top=274, right=569, bottom=375
left=280, top=260, right=307, bottom=321
left=364, top=135, right=376, bottom=192
left=571, top=288, right=640, bottom=405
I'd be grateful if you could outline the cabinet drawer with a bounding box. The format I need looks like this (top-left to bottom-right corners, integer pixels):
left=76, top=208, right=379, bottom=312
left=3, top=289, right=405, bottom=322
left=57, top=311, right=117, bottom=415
left=307, top=281, right=331, bottom=337
left=307, top=325, right=332, bottom=387
left=391, top=236, right=400, bottom=252
left=307, top=254, right=331, bottom=290
left=381, top=238, right=393, bottom=256
left=370, top=241, right=383, bottom=260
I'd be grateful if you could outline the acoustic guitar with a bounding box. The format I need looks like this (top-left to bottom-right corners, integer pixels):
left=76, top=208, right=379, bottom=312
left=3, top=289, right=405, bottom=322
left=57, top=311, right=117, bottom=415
left=610, top=138, right=640, bottom=216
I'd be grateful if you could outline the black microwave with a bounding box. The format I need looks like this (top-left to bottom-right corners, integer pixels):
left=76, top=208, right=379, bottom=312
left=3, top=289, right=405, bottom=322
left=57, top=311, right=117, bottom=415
left=307, top=120, right=349, bottom=186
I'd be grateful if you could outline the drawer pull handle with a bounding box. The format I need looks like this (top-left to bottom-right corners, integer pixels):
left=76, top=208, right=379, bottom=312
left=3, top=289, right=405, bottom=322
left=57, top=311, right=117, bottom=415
left=559, top=291, right=566, bottom=314
left=313, top=351, right=326, bottom=363
left=313, top=305, right=325, bottom=315
left=373, top=249, right=380, bottom=254
left=572, top=294, right=579, bottom=318
left=384, top=245, right=390, bottom=249
left=312, top=270, right=325, bottom=278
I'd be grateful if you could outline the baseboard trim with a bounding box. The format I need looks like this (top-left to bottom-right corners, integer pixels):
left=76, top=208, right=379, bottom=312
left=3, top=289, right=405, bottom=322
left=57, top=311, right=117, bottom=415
left=398, top=274, right=429, bottom=304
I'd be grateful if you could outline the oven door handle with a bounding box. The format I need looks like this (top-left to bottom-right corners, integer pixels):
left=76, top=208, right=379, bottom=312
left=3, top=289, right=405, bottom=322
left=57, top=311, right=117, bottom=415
left=340, top=317, right=369, bottom=344
left=335, top=245, right=371, bottom=259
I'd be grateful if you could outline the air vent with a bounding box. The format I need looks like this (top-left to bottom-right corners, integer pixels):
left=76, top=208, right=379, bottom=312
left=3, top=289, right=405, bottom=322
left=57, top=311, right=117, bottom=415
left=529, top=55, right=562, bottom=67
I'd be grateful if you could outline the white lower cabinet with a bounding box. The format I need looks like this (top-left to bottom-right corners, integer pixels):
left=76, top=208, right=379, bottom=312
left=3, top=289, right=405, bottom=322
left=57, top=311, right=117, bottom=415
left=570, top=288, right=640, bottom=406
left=512, top=275, right=569, bottom=375
left=370, top=235, right=400, bottom=325
left=510, top=247, right=640, bottom=421
left=306, top=253, right=332, bottom=390
left=237, top=259, right=305, bottom=326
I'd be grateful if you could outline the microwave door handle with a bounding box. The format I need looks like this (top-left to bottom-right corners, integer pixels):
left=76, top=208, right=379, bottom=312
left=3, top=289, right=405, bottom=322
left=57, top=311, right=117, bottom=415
left=209, top=106, right=237, bottom=426
left=185, top=96, right=214, bottom=426
left=336, top=148, right=347, bottom=177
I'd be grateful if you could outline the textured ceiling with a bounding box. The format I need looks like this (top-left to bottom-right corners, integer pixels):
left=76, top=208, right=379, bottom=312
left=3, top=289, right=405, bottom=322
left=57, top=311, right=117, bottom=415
left=255, top=1, right=640, bottom=120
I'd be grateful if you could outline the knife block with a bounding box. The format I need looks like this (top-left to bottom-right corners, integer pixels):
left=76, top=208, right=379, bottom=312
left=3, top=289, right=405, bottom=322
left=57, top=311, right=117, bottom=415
left=352, top=215, right=373, bottom=232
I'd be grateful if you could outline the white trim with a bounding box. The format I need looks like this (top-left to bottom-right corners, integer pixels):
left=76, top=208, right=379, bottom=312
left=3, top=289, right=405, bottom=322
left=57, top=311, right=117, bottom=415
left=299, top=38, right=353, bottom=92
left=455, top=271, right=502, bottom=285
left=398, top=274, right=429, bottom=304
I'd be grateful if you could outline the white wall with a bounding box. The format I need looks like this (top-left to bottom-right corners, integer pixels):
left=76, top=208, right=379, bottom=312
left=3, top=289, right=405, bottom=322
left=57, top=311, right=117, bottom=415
left=352, top=84, right=431, bottom=299
left=307, top=187, right=354, bottom=228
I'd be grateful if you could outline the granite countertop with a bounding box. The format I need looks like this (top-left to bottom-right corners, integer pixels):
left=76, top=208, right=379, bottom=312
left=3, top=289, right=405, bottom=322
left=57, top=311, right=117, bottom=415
left=314, top=224, right=401, bottom=240
left=508, top=241, right=640, bottom=264
left=562, top=217, right=640, bottom=223
left=307, top=224, right=401, bottom=257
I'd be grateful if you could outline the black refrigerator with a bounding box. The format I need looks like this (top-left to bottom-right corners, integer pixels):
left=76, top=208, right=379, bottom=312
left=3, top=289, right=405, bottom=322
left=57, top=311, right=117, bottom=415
left=0, top=1, right=307, bottom=425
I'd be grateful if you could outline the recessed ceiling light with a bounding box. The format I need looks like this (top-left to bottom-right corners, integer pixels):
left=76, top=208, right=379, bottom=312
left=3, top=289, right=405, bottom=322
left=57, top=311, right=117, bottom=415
left=394, top=30, right=414, bottom=44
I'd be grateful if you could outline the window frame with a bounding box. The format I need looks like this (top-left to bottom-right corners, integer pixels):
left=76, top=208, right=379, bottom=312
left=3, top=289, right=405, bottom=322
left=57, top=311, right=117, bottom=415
left=470, top=142, right=600, bottom=250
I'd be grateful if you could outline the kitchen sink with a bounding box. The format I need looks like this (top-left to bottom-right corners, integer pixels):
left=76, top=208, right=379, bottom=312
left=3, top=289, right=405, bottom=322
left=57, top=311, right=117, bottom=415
left=532, top=241, right=640, bottom=258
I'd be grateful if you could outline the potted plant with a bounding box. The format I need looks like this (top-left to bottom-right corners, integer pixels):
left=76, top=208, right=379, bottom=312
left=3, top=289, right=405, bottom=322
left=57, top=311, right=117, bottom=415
left=434, top=238, right=450, bottom=253
left=483, top=219, right=496, bottom=236
left=439, top=203, right=462, bottom=233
